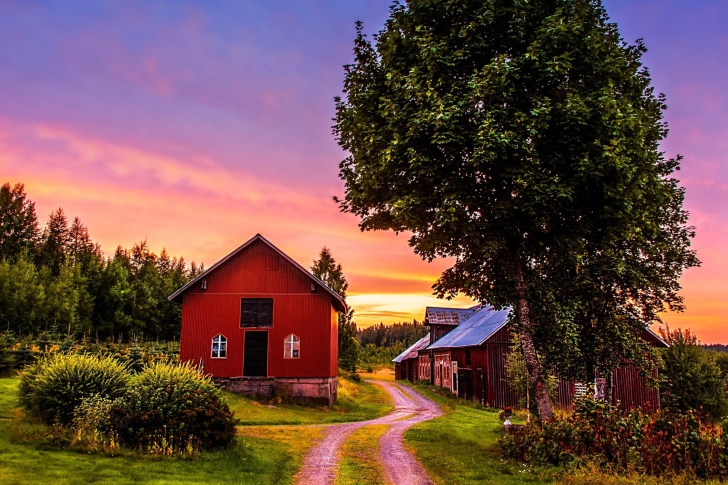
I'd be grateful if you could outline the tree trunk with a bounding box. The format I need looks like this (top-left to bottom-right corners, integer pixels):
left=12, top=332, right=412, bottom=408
left=515, top=263, right=554, bottom=422
left=606, top=370, right=614, bottom=405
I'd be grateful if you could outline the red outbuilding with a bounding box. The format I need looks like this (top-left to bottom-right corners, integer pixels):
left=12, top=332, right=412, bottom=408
left=168, top=234, right=345, bottom=404
left=408, top=304, right=667, bottom=412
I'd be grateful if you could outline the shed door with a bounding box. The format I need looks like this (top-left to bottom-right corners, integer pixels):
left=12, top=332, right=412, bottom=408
left=243, top=331, right=268, bottom=377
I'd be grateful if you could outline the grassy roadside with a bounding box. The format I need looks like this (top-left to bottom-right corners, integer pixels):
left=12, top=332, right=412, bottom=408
left=400, top=381, right=554, bottom=485
left=335, top=424, right=388, bottom=485
left=0, top=375, right=393, bottom=485
left=229, top=376, right=393, bottom=425
left=399, top=382, right=724, bottom=485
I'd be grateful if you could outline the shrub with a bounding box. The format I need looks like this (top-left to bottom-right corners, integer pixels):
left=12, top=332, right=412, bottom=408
left=109, top=362, right=236, bottom=450
left=18, top=353, right=130, bottom=424
left=501, top=396, right=728, bottom=479
left=659, top=327, right=728, bottom=419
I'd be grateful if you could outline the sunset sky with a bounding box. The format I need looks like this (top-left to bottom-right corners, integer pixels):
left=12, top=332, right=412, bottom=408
left=1, top=1, right=726, bottom=340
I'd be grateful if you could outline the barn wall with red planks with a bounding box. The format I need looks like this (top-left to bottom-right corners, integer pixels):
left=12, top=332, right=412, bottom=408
left=613, top=362, right=661, bottom=413
left=178, top=239, right=337, bottom=378
left=329, top=308, right=338, bottom=375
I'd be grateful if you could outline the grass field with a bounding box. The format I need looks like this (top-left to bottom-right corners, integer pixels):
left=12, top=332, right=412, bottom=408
left=0, top=376, right=393, bottom=485
left=230, top=377, right=393, bottom=425
left=399, top=382, right=554, bottom=485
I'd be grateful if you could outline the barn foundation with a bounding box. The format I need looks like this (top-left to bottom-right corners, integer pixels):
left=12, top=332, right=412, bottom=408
left=216, top=376, right=338, bottom=405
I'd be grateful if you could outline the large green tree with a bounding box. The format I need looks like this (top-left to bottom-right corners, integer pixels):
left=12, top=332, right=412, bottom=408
left=334, top=0, right=697, bottom=420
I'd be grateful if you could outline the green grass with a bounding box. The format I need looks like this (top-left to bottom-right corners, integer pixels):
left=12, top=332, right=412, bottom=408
left=401, top=382, right=554, bottom=485
left=227, top=377, right=393, bottom=425
left=0, top=375, right=392, bottom=484
left=335, top=424, right=388, bottom=485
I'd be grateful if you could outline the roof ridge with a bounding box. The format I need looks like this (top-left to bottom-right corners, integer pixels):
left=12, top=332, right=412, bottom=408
left=167, top=234, right=346, bottom=312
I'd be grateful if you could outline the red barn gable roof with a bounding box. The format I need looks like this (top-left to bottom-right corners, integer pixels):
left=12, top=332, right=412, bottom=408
left=168, top=234, right=346, bottom=312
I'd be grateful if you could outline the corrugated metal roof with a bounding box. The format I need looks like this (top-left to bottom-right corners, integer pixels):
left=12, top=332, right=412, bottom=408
left=428, top=305, right=512, bottom=349
left=425, top=305, right=480, bottom=326
left=392, top=334, right=431, bottom=363
left=167, top=234, right=346, bottom=312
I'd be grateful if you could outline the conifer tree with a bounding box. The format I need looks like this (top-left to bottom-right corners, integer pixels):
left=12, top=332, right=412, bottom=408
left=311, top=247, right=359, bottom=370
left=39, top=208, right=70, bottom=275
left=0, top=183, right=38, bottom=261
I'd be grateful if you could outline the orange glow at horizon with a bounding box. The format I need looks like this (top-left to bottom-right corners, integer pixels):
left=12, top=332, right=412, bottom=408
left=2, top=116, right=719, bottom=337
left=1, top=1, right=725, bottom=340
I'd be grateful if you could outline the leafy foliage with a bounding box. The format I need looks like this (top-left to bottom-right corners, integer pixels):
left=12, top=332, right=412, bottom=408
left=109, top=362, right=236, bottom=450
left=659, top=327, right=728, bottom=419
left=502, top=396, right=728, bottom=479
left=333, top=0, right=698, bottom=419
left=0, top=332, right=179, bottom=374
left=504, top=334, right=557, bottom=413
left=0, top=182, right=195, bottom=342
left=19, top=352, right=130, bottom=424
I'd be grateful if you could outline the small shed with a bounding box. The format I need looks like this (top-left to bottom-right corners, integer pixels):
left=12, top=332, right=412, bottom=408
left=393, top=334, right=430, bottom=381
left=168, top=234, right=345, bottom=405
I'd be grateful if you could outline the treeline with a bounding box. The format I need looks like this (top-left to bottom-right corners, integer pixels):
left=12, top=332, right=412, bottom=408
left=0, top=182, right=199, bottom=341
left=358, top=321, right=428, bottom=348
left=356, top=320, right=428, bottom=370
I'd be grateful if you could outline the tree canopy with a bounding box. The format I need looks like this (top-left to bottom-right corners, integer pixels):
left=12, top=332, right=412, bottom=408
left=334, top=0, right=697, bottom=419
left=0, top=182, right=195, bottom=341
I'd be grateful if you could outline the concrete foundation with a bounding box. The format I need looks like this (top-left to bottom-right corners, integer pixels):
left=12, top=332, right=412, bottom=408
left=215, top=376, right=338, bottom=405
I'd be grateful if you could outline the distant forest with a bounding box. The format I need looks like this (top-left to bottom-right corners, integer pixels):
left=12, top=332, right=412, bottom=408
left=705, top=344, right=728, bottom=353
left=356, top=321, right=429, bottom=369
left=1, top=182, right=434, bottom=353
left=0, top=182, right=200, bottom=342
left=358, top=321, right=428, bottom=349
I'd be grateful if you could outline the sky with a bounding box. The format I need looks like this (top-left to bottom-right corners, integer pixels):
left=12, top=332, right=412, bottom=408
left=0, top=1, right=726, bottom=340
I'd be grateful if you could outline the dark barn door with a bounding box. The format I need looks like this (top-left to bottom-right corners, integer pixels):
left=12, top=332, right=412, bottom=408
left=458, top=369, right=473, bottom=400
left=243, top=331, right=268, bottom=377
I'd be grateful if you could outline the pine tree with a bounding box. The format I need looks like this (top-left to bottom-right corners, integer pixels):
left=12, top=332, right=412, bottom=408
left=39, top=208, right=70, bottom=275
left=0, top=182, right=39, bottom=261
left=311, top=247, right=359, bottom=370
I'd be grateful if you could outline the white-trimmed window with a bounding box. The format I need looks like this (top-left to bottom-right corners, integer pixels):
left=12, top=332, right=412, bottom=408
left=211, top=334, right=227, bottom=358
left=284, top=334, right=300, bottom=359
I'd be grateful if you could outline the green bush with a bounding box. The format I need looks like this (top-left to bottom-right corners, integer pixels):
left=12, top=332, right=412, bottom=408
left=109, top=362, right=236, bottom=450
left=501, top=396, right=728, bottom=479
left=19, top=353, right=130, bottom=424
left=659, top=328, right=728, bottom=419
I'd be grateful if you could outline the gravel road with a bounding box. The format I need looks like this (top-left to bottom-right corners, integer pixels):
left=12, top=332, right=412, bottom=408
left=294, top=380, right=442, bottom=485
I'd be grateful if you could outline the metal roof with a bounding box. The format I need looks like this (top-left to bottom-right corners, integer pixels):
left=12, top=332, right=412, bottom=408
left=428, top=305, right=512, bottom=349
left=167, top=234, right=346, bottom=312
left=424, top=305, right=480, bottom=326
left=392, top=334, right=431, bottom=363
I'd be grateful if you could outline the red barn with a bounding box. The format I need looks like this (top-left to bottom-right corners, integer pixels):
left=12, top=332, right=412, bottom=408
left=411, top=304, right=667, bottom=412
left=168, top=234, right=345, bottom=404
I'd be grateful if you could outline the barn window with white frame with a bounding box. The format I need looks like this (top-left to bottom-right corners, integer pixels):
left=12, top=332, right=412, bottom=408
left=284, top=334, right=300, bottom=359
left=211, top=334, right=227, bottom=358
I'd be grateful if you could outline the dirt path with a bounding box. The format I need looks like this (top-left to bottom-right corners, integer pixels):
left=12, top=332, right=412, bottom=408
left=294, top=380, right=441, bottom=485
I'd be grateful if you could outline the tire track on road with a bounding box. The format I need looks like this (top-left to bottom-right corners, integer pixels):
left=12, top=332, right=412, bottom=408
left=294, top=380, right=441, bottom=485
